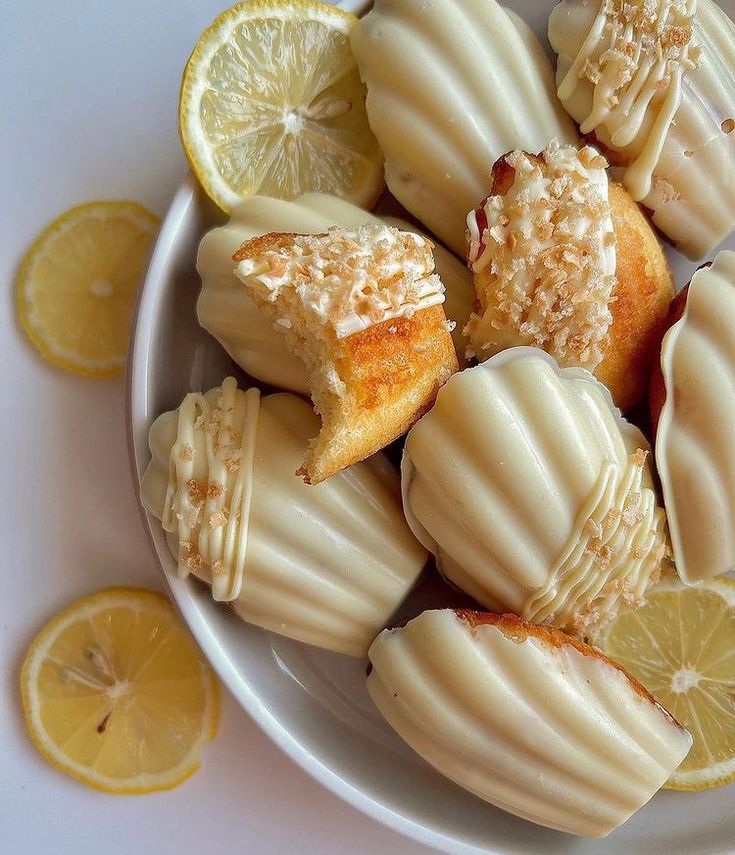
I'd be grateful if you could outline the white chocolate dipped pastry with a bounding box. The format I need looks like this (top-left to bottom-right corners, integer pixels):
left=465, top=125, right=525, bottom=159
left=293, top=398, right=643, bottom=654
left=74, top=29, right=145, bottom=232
left=140, top=377, right=428, bottom=657
left=351, top=0, right=578, bottom=257
left=368, top=609, right=692, bottom=838
left=549, top=0, right=735, bottom=259
left=402, top=348, right=668, bottom=639
left=655, top=251, right=735, bottom=584
left=234, top=225, right=458, bottom=483
left=196, top=194, right=473, bottom=388
left=466, top=140, right=673, bottom=410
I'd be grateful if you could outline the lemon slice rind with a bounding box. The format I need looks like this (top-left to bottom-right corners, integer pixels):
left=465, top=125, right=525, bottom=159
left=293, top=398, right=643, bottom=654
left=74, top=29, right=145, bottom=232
left=603, top=574, right=735, bottom=792
left=17, top=201, right=159, bottom=378
left=179, top=0, right=383, bottom=212
left=21, top=588, right=219, bottom=795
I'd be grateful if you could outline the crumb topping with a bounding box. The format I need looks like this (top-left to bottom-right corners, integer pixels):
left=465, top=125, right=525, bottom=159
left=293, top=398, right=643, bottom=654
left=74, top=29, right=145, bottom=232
left=233, top=225, right=445, bottom=339
left=557, top=0, right=699, bottom=200
left=525, top=450, right=667, bottom=640
left=162, top=378, right=260, bottom=603
left=466, top=141, right=616, bottom=371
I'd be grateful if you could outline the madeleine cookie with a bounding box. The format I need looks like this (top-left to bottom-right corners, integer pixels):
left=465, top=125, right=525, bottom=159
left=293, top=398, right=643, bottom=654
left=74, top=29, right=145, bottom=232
left=234, top=225, right=458, bottom=483
left=651, top=252, right=735, bottom=584
left=140, top=377, right=427, bottom=656
left=368, top=609, right=692, bottom=837
left=549, top=0, right=735, bottom=259
left=402, top=348, right=668, bottom=640
left=466, top=141, right=673, bottom=411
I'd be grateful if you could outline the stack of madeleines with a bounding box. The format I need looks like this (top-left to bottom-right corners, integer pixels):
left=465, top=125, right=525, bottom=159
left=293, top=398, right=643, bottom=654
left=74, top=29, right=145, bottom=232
left=143, top=0, right=735, bottom=839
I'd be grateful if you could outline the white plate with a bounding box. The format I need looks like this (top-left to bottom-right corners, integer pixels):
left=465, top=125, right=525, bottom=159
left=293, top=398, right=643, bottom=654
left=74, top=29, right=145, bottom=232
left=127, top=2, right=735, bottom=853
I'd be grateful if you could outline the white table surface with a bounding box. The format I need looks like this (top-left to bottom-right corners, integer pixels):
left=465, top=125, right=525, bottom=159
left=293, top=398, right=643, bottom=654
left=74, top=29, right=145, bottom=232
left=0, top=3, right=434, bottom=853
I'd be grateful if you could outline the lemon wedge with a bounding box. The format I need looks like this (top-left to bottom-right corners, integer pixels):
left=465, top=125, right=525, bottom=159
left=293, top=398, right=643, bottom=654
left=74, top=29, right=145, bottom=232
left=604, top=575, right=735, bottom=791
left=179, top=0, right=384, bottom=211
left=21, top=588, right=219, bottom=794
left=17, top=201, right=159, bottom=377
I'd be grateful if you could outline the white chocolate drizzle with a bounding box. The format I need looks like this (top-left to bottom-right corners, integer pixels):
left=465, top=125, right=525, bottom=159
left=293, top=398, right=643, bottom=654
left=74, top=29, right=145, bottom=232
left=162, top=377, right=260, bottom=602
left=525, top=450, right=668, bottom=637
left=465, top=141, right=616, bottom=371
left=234, top=225, right=445, bottom=340
left=558, top=0, right=699, bottom=200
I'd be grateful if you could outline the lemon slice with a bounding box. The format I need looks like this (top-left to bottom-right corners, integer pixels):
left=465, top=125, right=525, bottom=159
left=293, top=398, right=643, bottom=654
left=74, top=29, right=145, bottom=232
left=17, top=201, right=159, bottom=377
left=179, top=0, right=384, bottom=211
left=604, top=575, right=735, bottom=791
left=21, top=588, right=219, bottom=794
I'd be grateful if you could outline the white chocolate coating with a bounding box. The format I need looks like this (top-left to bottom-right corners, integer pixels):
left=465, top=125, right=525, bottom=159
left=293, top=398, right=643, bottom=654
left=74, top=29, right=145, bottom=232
left=141, top=379, right=428, bottom=656
left=368, top=609, right=692, bottom=838
left=196, top=194, right=473, bottom=390
left=657, top=251, right=735, bottom=583
left=402, top=349, right=667, bottom=638
left=466, top=141, right=616, bottom=371
left=550, top=0, right=735, bottom=259
left=351, top=0, right=578, bottom=257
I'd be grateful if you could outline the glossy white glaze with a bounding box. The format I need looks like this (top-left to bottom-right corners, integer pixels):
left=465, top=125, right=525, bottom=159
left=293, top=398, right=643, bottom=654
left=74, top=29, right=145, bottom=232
left=550, top=0, right=735, bottom=259
left=402, top=349, right=667, bottom=638
left=368, top=609, right=692, bottom=837
left=657, top=251, right=735, bottom=583
left=352, top=0, right=578, bottom=256
left=141, top=379, right=427, bottom=656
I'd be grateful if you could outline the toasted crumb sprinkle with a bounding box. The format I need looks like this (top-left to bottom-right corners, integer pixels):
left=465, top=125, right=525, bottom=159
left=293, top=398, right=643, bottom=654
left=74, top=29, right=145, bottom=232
left=179, top=443, right=194, bottom=462
left=631, top=448, right=649, bottom=467
left=187, top=479, right=206, bottom=502
left=233, top=225, right=446, bottom=340
left=466, top=141, right=616, bottom=370
left=207, top=482, right=224, bottom=500
left=186, top=553, right=204, bottom=571
left=209, top=510, right=227, bottom=529
left=580, top=0, right=698, bottom=98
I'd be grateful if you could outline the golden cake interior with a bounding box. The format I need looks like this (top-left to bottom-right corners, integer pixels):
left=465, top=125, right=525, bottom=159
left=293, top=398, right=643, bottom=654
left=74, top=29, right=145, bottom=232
left=234, top=225, right=458, bottom=483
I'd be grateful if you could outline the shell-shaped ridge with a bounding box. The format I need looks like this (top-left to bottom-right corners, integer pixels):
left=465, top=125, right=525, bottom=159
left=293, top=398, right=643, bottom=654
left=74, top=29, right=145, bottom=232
left=402, top=348, right=666, bottom=636
left=549, top=0, right=735, bottom=259
left=367, top=610, right=692, bottom=837
left=657, top=250, right=735, bottom=583
left=352, top=0, right=578, bottom=256
left=141, top=379, right=427, bottom=656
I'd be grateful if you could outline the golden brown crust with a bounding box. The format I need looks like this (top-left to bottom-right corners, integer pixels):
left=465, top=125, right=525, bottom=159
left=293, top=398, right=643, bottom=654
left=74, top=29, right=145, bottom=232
left=454, top=609, right=664, bottom=710
left=474, top=153, right=673, bottom=412
left=302, top=305, right=458, bottom=483
left=649, top=285, right=689, bottom=436
left=595, top=182, right=674, bottom=412
left=234, top=228, right=458, bottom=484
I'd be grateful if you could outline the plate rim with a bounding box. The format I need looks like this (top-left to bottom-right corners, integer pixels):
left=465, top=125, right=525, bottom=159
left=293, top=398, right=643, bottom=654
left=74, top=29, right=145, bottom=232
left=124, top=1, right=735, bottom=851
left=125, top=176, right=504, bottom=855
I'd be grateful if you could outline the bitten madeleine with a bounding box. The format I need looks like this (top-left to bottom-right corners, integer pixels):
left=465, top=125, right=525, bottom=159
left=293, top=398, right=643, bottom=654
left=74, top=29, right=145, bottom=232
left=466, top=141, right=673, bottom=411
left=140, top=377, right=427, bottom=656
left=234, top=225, right=458, bottom=483
left=549, top=0, right=735, bottom=259
left=197, top=194, right=473, bottom=391
left=651, top=252, right=735, bottom=584
left=402, top=348, right=668, bottom=640
left=368, top=609, right=692, bottom=837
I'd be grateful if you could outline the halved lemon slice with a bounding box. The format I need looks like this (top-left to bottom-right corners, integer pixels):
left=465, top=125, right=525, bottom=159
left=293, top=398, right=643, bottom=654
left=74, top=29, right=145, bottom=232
left=21, top=588, right=219, bottom=794
left=604, top=575, right=735, bottom=791
left=17, top=201, right=159, bottom=377
left=179, top=0, right=384, bottom=211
